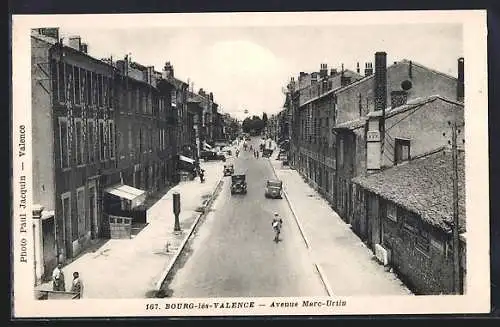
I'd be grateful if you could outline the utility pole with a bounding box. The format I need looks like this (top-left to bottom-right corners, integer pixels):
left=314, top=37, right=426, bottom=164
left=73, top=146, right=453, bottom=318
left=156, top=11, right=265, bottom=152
left=448, top=120, right=462, bottom=294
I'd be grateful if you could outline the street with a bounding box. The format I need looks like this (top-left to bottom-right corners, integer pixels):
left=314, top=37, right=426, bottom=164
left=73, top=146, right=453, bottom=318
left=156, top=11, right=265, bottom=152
left=164, top=137, right=327, bottom=298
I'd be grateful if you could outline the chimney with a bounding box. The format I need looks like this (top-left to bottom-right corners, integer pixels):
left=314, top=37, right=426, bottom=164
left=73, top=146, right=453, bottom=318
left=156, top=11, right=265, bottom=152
left=356, top=62, right=360, bottom=74
left=366, top=110, right=383, bottom=173
left=80, top=43, right=88, bottom=53
left=147, top=66, right=154, bottom=85
left=374, top=52, right=387, bottom=112
left=364, top=62, right=373, bottom=76
left=163, top=61, right=174, bottom=78
left=390, top=90, right=408, bottom=109
left=320, top=63, right=328, bottom=78
left=457, top=57, right=464, bottom=102
left=68, top=36, right=81, bottom=50
left=330, top=68, right=336, bottom=76
left=365, top=52, right=387, bottom=174
left=37, top=28, right=59, bottom=41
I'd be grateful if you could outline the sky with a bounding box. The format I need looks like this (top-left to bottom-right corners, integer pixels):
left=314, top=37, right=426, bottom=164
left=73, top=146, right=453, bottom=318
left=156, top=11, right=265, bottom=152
left=57, top=22, right=462, bottom=121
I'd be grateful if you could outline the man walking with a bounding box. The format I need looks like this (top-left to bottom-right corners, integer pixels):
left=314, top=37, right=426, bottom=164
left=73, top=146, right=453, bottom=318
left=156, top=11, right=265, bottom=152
left=51, top=264, right=65, bottom=291
left=71, top=272, right=84, bottom=299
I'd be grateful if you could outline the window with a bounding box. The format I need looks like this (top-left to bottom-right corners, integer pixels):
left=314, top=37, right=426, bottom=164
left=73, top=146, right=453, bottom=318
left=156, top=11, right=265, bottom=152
left=76, top=187, right=86, bottom=238
left=99, top=120, right=106, bottom=160
left=65, top=64, right=74, bottom=103
left=88, top=120, right=95, bottom=163
left=59, top=118, right=69, bottom=168
left=61, top=192, right=71, bottom=244
left=416, top=229, right=430, bottom=253
left=75, top=119, right=84, bottom=165
left=386, top=201, right=397, bottom=222
left=171, top=89, right=177, bottom=107
left=136, top=89, right=140, bottom=113
left=149, top=127, right=153, bottom=151
left=395, top=138, right=411, bottom=164
left=92, top=72, right=98, bottom=106
left=74, top=67, right=80, bottom=105
left=128, top=124, right=133, bottom=152
left=108, top=121, right=115, bottom=159
left=97, top=74, right=103, bottom=107
left=138, top=128, right=143, bottom=153
left=338, top=138, right=344, bottom=166
left=58, top=61, right=65, bottom=102
left=51, top=59, right=58, bottom=103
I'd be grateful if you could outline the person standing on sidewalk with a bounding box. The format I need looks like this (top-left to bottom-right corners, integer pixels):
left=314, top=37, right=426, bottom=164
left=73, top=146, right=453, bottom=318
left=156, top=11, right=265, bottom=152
left=52, top=264, right=65, bottom=291
left=71, top=272, right=84, bottom=299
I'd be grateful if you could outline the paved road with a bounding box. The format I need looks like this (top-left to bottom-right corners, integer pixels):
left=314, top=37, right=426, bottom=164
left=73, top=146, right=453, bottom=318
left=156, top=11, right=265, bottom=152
left=165, top=137, right=326, bottom=298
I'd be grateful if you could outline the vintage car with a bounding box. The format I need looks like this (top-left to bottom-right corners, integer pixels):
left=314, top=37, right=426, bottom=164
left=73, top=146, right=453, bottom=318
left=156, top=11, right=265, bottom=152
left=223, top=164, right=234, bottom=176
left=262, top=148, right=273, bottom=158
left=264, top=179, right=283, bottom=199
left=231, top=173, right=247, bottom=195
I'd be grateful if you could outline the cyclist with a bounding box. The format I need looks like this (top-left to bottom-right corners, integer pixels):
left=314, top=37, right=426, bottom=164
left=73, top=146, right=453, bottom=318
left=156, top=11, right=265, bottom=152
left=272, top=212, right=283, bottom=242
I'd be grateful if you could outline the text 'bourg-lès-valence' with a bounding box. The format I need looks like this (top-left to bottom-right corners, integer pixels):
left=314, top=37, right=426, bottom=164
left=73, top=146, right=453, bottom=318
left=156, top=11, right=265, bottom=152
left=19, top=124, right=28, bottom=263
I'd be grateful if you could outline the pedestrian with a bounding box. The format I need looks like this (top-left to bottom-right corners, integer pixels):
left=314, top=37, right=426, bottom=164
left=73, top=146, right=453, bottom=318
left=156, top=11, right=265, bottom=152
left=52, top=264, right=65, bottom=291
left=71, top=271, right=84, bottom=299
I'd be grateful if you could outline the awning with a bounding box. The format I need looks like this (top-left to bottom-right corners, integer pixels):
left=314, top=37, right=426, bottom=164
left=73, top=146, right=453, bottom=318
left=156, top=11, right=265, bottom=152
left=179, top=155, right=195, bottom=164
left=104, top=184, right=146, bottom=207
left=203, top=142, right=212, bottom=150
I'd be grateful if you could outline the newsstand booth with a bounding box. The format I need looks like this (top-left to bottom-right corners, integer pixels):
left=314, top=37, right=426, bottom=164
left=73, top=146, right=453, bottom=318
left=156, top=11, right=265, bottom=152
left=103, top=184, right=147, bottom=239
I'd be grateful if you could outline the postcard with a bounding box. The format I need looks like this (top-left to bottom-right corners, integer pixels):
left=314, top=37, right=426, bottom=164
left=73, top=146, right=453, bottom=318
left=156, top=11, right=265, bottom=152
left=11, top=10, right=490, bottom=318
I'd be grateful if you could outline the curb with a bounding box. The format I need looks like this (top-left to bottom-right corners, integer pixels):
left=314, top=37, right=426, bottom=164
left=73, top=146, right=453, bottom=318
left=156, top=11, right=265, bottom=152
left=267, top=158, right=311, bottom=249
left=268, top=157, right=334, bottom=297
left=154, top=175, right=225, bottom=292
left=314, top=263, right=334, bottom=296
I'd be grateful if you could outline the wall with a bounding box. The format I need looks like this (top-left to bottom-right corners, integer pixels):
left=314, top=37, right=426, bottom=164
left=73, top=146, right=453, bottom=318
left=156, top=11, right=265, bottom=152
left=378, top=199, right=465, bottom=294
left=335, top=61, right=459, bottom=125
left=31, top=36, right=56, bottom=211
left=382, top=98, right=464, bottom=168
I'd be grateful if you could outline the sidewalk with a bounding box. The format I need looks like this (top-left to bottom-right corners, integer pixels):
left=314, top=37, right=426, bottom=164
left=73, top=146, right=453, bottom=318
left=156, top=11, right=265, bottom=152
left=35, top=160, right=225, bottom=299
left=269, top=156, right=413, bottom=296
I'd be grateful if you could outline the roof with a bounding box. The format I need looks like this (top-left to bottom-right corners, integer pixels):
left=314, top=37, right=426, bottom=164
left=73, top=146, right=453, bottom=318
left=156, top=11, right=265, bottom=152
left=335, top=59, right=457, bottom=95
left=352, top=149, right=466, bottom=234
left=32, top=30, right=116, bottom=71
left=333, top=95, right=464, bottom=130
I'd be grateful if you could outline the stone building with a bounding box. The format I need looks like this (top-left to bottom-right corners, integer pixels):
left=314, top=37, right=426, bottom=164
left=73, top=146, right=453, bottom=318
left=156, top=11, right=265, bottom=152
left=352, top=149, right=466, bottom=295
left=31, top=29, right=121, bottom=281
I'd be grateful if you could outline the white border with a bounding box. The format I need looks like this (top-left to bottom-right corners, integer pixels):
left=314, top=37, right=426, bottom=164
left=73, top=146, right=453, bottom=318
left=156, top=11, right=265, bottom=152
left=12, top=10, right=489, bottom=317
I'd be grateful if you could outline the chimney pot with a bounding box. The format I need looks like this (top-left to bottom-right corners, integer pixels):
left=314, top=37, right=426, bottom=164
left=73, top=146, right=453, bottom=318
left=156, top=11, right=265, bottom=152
left=68, top=36, right=82, bottom=50
left=364, top=62, right=373, bottom=76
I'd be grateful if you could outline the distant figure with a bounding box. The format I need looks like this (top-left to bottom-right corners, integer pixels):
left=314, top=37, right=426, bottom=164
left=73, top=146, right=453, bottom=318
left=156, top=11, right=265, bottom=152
left=71, top=272, right=83, bottom=299
left=52, top=264, right=65, bottom=291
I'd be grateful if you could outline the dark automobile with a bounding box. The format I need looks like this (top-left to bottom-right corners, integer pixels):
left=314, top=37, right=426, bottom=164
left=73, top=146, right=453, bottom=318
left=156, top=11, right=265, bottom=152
left=262, top=148, right=273, bottom=158
left=200, top=150, right=226, bottom=161
left=231, top=173, right=247, bottom=195
left=223, top=164, right=234, bottom=176
left=264, top=179, right=283, bottom=199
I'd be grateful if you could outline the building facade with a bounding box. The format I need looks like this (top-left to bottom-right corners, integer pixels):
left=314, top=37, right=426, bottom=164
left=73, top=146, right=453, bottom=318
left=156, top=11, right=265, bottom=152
left=279, top=52, right=466, bottom=295
left=31, top=28, right=229, bottom=284
left=352, top=149, right=466, bottom=295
